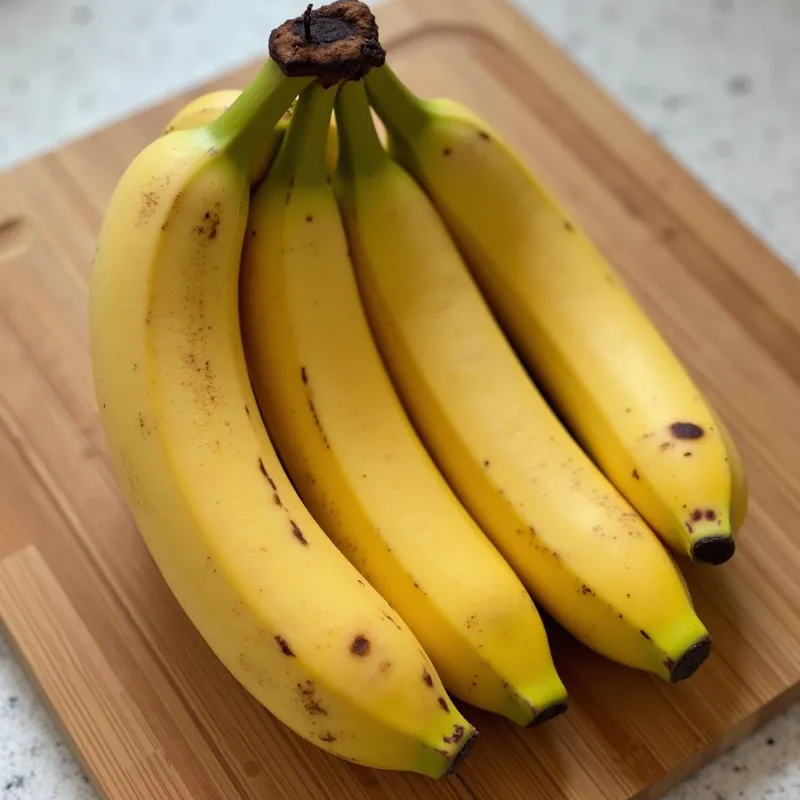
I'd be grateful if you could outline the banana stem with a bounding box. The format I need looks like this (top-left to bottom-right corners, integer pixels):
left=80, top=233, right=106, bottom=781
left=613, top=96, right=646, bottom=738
left=208, top=59, right=311, bottom=175
left=364, top=64, right=429, bottom=138
left=335, top=81, right=391, bottom=178
left=271, top=83, right=338, bottom=187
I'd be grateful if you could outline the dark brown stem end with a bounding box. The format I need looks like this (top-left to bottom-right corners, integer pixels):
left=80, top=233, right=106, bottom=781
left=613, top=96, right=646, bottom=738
left=269, top=0, right=386, bottom=88
left=670, top=636, right=713, bottom=683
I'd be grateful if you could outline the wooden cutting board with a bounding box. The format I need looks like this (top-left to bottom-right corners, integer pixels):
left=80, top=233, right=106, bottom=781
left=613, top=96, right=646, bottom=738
left=2, top=0, right=800, bottom=797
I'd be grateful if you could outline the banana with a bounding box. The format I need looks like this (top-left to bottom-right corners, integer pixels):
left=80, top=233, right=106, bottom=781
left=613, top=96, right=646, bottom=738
left=90, top=47, right=475, bottom=776
left=365, top=65, right=747, bottom=566
left=334, top=81, right=711, bottom=683
left=164, top=90, right=340, bottom=185
left=241, top=83, right=567, bottom=728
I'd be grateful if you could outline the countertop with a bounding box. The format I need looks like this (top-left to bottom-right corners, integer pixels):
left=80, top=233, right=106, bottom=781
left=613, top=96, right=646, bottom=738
left=1, top=0, right=799, bottom=798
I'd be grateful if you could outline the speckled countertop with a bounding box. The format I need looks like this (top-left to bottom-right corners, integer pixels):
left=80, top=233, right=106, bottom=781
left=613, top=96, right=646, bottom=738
left=1, top=0, right=799, bottom=798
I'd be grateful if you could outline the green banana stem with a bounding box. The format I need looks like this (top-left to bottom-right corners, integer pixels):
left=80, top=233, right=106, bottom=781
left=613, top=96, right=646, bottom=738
left=271, top=83, right=338, bottom=187
left=335, top=81, right=391, bottom=178
left=208, top=58, right=312, bottom=175
left=364, top=64, right=429, bottom=139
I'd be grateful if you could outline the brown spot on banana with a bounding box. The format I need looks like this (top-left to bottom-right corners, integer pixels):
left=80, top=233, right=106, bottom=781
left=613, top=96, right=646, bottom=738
left=290, top=520, right=308, bottom=545
left=351, top=635, right=370, bottom=656
left=443, top=725, right=465, bottom=744
left=297, top=681, right=327, bottom=715
left=670, top=422, right=704, bottom=440
left=258, top=459, right=278, bottom=491
left=275, top=637, right=295, bottom=657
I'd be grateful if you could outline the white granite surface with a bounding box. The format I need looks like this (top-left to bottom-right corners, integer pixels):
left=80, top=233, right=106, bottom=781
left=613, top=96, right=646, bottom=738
left=1, top=0, right=799, bottom=798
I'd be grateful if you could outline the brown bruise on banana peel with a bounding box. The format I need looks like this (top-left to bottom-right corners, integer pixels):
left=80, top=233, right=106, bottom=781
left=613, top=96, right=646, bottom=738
left=257, top=458, right=277, bottom=490
left=299, top=368, right=331, bottom=448
left=275, top=636, right=295, bottom=657
left=297, top=681, right=327, bottom=716
left=139, top=190, right=160, bottom=224
left=193, top=206, right=221, bottom=240
left=261, top=461, right=291, bottom=517
left=381, top=612, right=401, bottom=631
left=656, top=421, right=705, bottom=451
left=443, top=725, right=465, bottom=744
left=269, top=0, right=386, bottom=88
left=670, top=421, right=705, bottom=440
left=290, top=520, right=308, bottom=545
left=350, top=635, right=370, bottom=656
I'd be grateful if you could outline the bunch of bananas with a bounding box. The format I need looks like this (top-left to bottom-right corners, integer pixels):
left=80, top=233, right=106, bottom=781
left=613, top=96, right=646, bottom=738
left=90, top=0, right=747, bottom=778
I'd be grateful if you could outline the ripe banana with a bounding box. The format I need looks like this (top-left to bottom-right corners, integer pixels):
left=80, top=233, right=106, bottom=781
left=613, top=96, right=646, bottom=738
left=164, top=90, right=340, bottom=185
left=335, top=81, right=711, bottom=683
left=90, top=52, right=475, bottom=775
left=241, top=83, right=567, bottom=728
left=365, top=65, right=747, bottom=566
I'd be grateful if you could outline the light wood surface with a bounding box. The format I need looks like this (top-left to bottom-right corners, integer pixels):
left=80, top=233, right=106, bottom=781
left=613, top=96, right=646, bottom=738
left=1, top=0, right=800, bottom=798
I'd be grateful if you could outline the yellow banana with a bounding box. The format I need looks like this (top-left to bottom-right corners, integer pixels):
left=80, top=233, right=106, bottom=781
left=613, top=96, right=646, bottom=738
left=164, top=89, right=339, bottom=185
left=365, top=65, right=747, bottom=566
left=335, top=81, right=711, bottom=683
left=241, top=84, right=567, bottom=728
left=90, top=44, right=475, bottom=777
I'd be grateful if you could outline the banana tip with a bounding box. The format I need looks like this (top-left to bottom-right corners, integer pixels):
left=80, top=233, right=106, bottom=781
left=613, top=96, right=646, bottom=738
left=444, top=729, right=478, bottom=777
left=526, top=700, right=568, bottom=729
left=669, top=635, right=712, bottom=683
left=691, top=535, right=736, bottom=566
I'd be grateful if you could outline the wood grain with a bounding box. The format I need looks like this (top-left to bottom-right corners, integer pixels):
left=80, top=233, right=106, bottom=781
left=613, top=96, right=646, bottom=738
left=1, top=1, right=799, bottom=798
